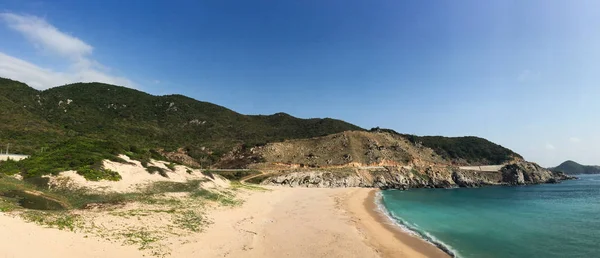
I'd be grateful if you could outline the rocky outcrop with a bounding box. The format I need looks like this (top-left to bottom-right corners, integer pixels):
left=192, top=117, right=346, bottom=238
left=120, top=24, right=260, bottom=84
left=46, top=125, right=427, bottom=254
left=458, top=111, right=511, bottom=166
left=501, top=162, right=573, bottom=184
left=216, top=130, right=575, bottom=190
left=262, top=162, right=575, bottom=189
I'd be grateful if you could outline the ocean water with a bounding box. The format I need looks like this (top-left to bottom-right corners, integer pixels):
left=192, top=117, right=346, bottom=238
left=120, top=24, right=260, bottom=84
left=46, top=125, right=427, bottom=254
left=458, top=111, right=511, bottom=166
left=380, top=174, right=600, bottom=258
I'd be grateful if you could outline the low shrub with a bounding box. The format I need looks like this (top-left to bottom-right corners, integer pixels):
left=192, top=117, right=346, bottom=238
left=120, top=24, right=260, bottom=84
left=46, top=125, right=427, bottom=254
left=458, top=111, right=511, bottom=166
left=165, top=163, right=176, bottom=171
left=76, top=166, right=122, bottom=181
left=146, top=166, right=169, bottom=178
left=0, top=159, right=21, bottom=175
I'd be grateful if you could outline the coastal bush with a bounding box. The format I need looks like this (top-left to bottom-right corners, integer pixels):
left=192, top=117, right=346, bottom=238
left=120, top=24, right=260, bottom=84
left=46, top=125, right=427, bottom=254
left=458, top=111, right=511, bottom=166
left=0, top=159, right=21, bottom=175
left=14, top=139, right=122, bottom=178
left=165, top=163, right=176, bottom=171
left=0, top=138, right=173, bottom=182
left=146, top=166, right=169, bottom=178
left=76, top=166, right=122, bottom=181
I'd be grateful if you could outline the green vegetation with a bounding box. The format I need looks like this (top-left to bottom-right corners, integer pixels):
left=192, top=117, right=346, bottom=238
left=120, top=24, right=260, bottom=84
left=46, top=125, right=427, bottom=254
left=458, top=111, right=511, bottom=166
left=410, top=135, right=520, bottom=164
left=21, top=211, right=81, bottom=231
left=0, top=77, right=525, bottom=175
left=165, top=163, right=176, bottom=171
left=370, top=127, right=521, bottom=165
left=0, top=77, right=362, bottom=171
left=0, top=175, right=231, bottom=212
left=0, top=169, right=235, bottom=257
left=146, top=166, right=168, bottom=178
left=230, top=181, right=269, bottom=191
left=77, top=166, right=122, bottom=181
left=142, top=180, right=204, bottom=194
left=190, top=189, right=241, bottom=206
left=122, top=229, right=162, bottom=250
left=0, top=159, right=20, bottom=175
left=0, top=138, right=165, bottom=181
left=173, top=210, right=206, bottom=232
left=0, top=175, right=236, bottom=256
left=0, top=139, right=119, bottom=178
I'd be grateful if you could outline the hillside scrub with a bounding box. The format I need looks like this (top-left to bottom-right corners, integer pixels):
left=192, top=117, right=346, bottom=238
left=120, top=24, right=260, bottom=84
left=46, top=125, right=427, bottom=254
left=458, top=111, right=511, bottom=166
left=0, top=138, right=164, bottom=180
left=0, top=78, right=362, bottom=167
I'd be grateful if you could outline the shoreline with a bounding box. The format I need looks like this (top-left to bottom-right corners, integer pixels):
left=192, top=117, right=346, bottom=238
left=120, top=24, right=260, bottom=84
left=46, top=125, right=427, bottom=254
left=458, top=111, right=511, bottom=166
left=371, top=190, right=458, bottom=257
left=344, top=188, right=450, bottom=258
left=2, top=185, right=451, bottom=258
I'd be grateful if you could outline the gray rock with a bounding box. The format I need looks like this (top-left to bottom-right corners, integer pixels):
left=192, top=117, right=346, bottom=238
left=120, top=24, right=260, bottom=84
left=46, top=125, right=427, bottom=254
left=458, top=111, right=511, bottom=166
left=262, top=162, right=574, bottom=189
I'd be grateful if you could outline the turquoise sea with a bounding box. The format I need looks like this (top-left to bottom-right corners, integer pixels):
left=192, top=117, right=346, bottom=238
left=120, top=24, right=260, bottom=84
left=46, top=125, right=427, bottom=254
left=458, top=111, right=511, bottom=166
left=380, top=174, right=600, bottom=258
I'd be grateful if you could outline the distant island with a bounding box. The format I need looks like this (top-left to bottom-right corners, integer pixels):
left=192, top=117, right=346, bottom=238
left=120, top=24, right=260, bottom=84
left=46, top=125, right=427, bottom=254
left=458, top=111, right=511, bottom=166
left=550, top=160, right=600, bottom=175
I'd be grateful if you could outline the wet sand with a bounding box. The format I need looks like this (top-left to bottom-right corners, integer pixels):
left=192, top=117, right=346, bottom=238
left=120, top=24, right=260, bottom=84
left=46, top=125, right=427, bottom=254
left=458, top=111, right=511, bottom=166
left=344, top=188, right=449, bottom=258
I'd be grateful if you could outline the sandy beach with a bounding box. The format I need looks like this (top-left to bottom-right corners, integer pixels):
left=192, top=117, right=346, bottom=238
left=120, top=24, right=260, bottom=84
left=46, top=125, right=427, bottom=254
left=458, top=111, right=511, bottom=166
left=1, top=186, right=447, bottom=258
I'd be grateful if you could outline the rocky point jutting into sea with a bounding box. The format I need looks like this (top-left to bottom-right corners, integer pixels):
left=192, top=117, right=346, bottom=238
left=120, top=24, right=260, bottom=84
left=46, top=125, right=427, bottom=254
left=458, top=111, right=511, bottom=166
left=216, top=130, right=574, bottom=189
left=261, top=162, right=573, bottom=189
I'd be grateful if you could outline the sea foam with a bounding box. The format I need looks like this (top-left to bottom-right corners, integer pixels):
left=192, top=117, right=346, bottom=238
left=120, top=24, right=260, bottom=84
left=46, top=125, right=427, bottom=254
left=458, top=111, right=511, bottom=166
left=374, top=191, right=460, bottom=258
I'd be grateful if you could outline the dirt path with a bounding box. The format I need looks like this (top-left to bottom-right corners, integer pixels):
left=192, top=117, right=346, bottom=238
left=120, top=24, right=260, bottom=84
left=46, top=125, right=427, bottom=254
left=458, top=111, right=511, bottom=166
left=240, top=170, right=271, bottom=184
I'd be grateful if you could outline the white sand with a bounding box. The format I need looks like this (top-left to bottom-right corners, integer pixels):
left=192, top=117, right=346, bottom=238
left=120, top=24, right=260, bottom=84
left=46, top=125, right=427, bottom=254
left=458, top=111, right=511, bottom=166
left=46, top=155, right=228, bottom=193
left=0, top=213, right=143, bottom=258
left=1, top=186, right=446, bottom=258
left=171, top=187, right=382, bottom=257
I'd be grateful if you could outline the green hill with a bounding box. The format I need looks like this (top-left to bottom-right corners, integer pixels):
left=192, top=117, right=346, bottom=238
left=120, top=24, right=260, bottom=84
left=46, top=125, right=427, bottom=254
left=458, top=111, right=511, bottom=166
left=0, top=77, right=362, bottom=169
left=0, top=77, right=524, bottom=177
left=550, top=160, right=600, bottom=175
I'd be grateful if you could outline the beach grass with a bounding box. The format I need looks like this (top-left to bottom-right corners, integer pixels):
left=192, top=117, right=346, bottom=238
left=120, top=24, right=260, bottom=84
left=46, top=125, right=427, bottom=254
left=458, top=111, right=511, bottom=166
left=0, top=175, right=242, bottom=257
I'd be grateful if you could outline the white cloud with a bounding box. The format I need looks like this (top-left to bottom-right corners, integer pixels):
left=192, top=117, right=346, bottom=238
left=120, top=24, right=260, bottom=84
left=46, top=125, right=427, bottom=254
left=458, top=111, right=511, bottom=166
left=153, top=79, right=161, bottom=84
left=1, top=13, right=92, bottom=60
left=518, top=69, right=540, bottom=83
left=545, top=143, right=556, bottom=150
left=569, top=137, right=581, bottom=143
left=0, top=52, right=131, bottom=89
left=0, top=13, right=133, bottom=89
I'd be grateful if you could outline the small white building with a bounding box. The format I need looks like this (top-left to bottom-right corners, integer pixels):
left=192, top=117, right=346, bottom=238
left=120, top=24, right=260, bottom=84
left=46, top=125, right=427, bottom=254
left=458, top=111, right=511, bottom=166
left=0, top=154, right=30, bottom=161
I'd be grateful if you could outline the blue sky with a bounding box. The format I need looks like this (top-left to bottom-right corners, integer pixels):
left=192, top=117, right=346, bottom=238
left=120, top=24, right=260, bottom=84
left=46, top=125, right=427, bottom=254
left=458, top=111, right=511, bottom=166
left=1, top=0, right=599, bottom=166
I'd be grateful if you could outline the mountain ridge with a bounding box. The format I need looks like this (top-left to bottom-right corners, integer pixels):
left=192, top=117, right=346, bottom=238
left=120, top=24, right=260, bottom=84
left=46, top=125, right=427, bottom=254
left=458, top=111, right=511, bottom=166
left=0, top=77, right=362, bottom=159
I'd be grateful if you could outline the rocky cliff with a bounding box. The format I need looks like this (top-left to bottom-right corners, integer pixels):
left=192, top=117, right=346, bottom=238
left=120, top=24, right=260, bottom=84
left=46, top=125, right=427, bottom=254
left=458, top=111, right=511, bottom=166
left=260, top=162, right=574, bottom=189
left=217, top=130, right=574, bottom=189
